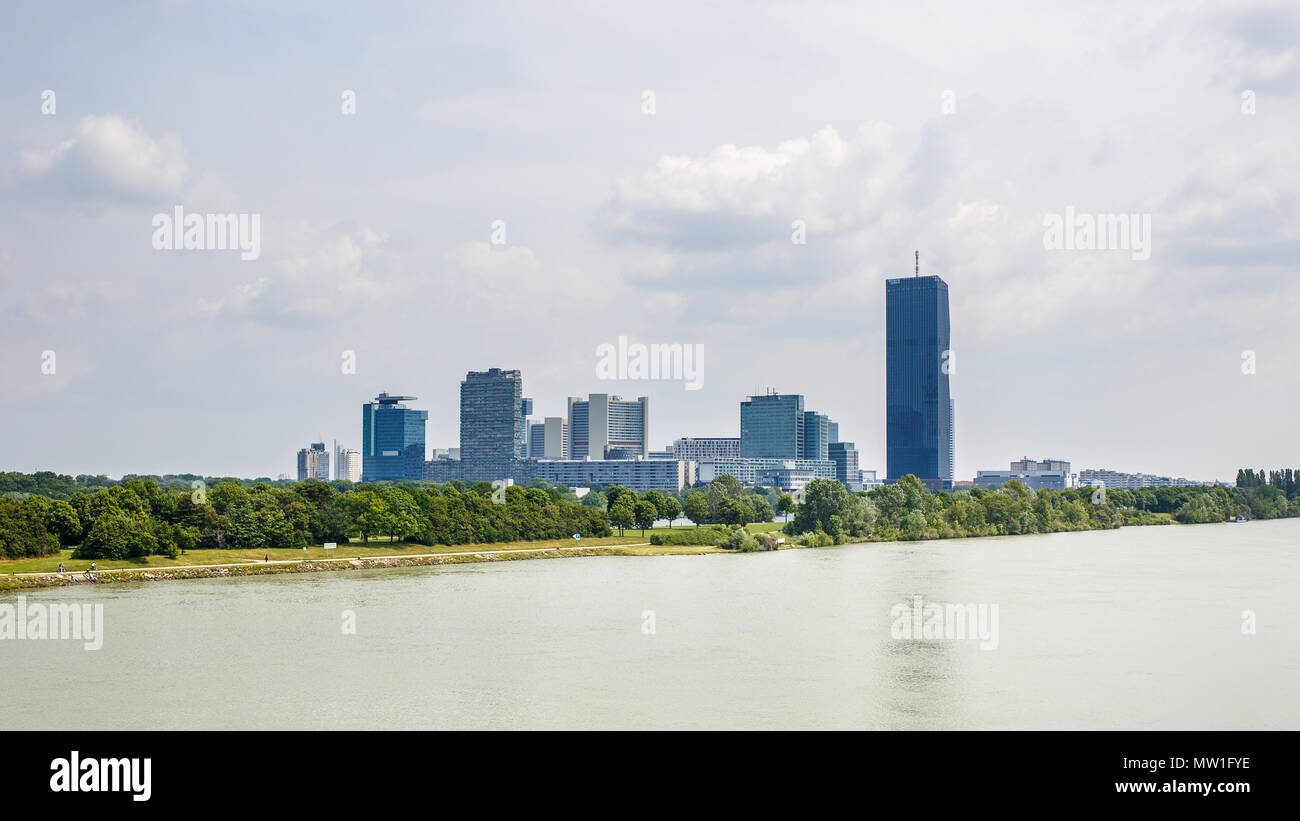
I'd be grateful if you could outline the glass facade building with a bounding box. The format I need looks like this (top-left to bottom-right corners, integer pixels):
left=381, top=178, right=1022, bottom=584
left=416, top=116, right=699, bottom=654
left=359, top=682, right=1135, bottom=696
left=886, top=274, right=953, bottom=492
left=460, top=368, right=527, bottom=482
left=740, top=393, right=805, bottom=459
left=828, top=441, right=861, bottom=491
left=803, top=411, right=830, bottom=461
left=361, top=393, right=428, bottom=481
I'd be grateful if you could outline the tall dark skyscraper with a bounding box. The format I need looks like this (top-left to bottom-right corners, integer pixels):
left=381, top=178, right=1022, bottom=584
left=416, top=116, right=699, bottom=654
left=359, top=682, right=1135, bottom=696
left=740, top=392, right=805, bottom=459
left=886, top=264, right=953, bottom=492
left=460, top=368, right=527, bottom=482
left=361, top=393, right=428, bottom=482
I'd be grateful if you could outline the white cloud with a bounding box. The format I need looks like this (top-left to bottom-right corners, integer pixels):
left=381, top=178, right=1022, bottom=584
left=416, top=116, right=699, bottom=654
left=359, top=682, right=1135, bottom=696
left=19, top=115, right=189, bottom=199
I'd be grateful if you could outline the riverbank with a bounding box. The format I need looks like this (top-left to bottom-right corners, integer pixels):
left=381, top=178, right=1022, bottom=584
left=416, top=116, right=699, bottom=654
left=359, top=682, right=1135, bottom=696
left=0, top=517, right=1231, bottom=594
left=0, top=540, right=731, bottom=592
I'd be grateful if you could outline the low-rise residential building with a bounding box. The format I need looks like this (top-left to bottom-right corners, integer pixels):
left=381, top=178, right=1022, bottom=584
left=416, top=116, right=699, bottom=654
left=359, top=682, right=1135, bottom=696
left=697, top=457, right=838, bottom=491
left=1076, top=468, right=1212, bottom=489
left=521, top=457, right=694, bottom=493
left=671, top=437, right=741, bottom=461
left=974, top=457, right=1072, bottom=491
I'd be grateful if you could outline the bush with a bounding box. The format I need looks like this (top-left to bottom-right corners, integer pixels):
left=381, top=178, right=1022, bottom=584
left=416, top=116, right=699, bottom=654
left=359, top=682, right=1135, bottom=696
left=724, top=527, right=760, bottom=552
left=795, top=531, right=834, bottom=548
left=649, top=526, right=728, bottom=546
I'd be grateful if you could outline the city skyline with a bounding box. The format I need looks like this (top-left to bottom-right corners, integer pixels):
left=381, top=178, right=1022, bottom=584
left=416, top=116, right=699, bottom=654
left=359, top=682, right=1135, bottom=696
left=3, top=2, right=1297, bottom=483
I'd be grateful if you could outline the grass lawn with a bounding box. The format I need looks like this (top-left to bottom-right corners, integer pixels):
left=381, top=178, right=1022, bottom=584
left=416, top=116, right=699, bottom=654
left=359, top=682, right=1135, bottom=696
left=0, top=523, right=757, bottom=575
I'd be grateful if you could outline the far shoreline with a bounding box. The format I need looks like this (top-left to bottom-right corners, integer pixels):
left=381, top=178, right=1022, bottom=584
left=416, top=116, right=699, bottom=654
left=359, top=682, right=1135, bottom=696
left=1, top=516, right=1278, bottom=594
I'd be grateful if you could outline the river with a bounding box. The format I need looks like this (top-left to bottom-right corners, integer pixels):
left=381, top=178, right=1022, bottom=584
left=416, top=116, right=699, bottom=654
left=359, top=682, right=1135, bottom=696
left=3, top=519, right=1297, bottom=729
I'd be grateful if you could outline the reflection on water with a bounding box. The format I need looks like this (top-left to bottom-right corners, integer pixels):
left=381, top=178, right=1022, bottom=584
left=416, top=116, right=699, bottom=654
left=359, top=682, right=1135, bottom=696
left=2, top=519, right=1297, bottom=729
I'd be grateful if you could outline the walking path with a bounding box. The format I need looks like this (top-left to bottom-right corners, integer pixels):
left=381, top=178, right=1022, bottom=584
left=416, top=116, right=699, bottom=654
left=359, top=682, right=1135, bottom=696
left=9, top=541, right=654, bottom=578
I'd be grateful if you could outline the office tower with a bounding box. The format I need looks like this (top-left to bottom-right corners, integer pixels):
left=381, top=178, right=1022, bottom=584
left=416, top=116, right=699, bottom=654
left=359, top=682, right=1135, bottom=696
left=886, top=260, right=953, bottom=492
left=296, top=442, right=329, bottom=481
left=828, top=421, right=839, bottom=444
left=740, top=392, right=805, bottom=459
left=332, top=439, right=362, bottom=482
left=526, top=418, right=567, bottom=459
left=528, top=421, right=544, bottom=458
left=803, top=411, right=831, bottom=461
left=361, top=393, right=428, bottom=482
left=460, top=368, right=526, bottom=481
left=566, top=394, right=649, bottom=459
left=828, top=441, right=861, bottom=491
left=542, top=417, right=567, bottom=459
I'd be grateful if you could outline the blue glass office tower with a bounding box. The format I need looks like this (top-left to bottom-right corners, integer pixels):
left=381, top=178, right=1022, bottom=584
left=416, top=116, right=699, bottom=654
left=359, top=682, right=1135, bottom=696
left=886, top=273, right=953, bottom=492
left=460, top=368, right=527, bottom=482
left=803, top=411, right=830, bottom=461
left=740, top=393, right=805, bottom=458
left=361, top=393, right=428, bottom=481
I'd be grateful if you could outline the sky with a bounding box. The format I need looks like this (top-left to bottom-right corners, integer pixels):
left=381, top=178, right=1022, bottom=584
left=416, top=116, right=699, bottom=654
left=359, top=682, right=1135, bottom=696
left=1, top=0, right=1297, bottom=482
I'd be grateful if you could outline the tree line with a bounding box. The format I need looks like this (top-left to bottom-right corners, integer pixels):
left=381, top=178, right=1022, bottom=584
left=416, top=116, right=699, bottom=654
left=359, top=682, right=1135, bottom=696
left=4, top=468, right=1294, bottom=561
left=784, top=474, right=1296, bottom=544
left=0, top=476, right=610, bottom=560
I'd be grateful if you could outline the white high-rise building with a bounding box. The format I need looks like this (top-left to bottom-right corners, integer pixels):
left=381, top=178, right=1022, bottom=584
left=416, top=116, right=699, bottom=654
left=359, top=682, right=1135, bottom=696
left=297, top=442, right=330, bottom=481
left=339, top=449, right=362, bottom=482
left=566, top=394, right=649, bottom=459
left=528, top=417, right=569, bottom=459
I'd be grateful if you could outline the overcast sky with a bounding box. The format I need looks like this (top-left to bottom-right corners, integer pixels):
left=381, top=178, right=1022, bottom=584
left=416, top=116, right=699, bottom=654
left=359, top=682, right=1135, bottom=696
left=2, top=0, right=1297, bottom=482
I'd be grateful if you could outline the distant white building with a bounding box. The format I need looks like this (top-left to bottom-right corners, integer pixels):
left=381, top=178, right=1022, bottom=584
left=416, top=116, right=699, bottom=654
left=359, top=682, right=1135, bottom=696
left=974, top=457, right=1072, bottom=491
left=1076, top=468, right=1210, bottom=490
left=673, top=437, right=741, bottom=461
left=528, top=417, right=569, bottom=459
left=336, top=448, right=362, bottom=482
left=297, top=442, right=330, bottom=481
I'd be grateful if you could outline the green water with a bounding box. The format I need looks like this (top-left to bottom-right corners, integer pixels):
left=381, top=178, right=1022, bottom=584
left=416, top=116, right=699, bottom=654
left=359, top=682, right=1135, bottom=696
left=3, top=519, right=1296, bottom=729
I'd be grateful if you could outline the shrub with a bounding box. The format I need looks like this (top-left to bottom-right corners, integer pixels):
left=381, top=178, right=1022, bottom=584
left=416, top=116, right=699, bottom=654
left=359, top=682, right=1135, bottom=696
left=724, top=527, right=759, bottom=552
left=649, top=526, right=728, bottom=546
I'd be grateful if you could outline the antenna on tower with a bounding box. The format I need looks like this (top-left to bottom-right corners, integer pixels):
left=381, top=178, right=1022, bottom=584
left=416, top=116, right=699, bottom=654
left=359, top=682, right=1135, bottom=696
left=915, top=250, right=919, bottom=277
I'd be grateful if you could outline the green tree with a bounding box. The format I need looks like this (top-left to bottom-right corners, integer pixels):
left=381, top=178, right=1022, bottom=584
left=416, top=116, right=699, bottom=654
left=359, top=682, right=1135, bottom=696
left=379, top=486, right=423, bottom=543
left=348, top=490, right=388, bottom=544
left=706, top=474, right=743, bottom=520
left=660, top=495, right=681, bottom=527
left=776, top=494, right=796, bottom=519
left=746, top=496, right=774, bottom=523
left=207, top=481, right=251, bottom=516
left=609, top=496, right=635, bottom=536
left=605, top=485, right=635, bottom=512
left=642, top=490, right=667, bottom=519
left=633, top=500, right=658, bottom=536
left=718, top=497, right=751, bottom=526
left=791, top=478, right=851, bottom=535
left=42, top=499, right=82, bottom=546
left=683, top=491, right=709, bottom=527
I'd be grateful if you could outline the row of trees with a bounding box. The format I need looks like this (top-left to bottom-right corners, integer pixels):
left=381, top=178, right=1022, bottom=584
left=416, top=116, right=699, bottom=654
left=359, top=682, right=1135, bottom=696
left=783, top=474, right=1297, bottom=544
left=1236, top=468, right=1300, bottom=499
left=0, top=475, right=610, bottom=560
left=5, top=468, right=1294, bottom=560
left=0, top=471, right=314, bottom=501
left=580, top=479, right=781, bottom=535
